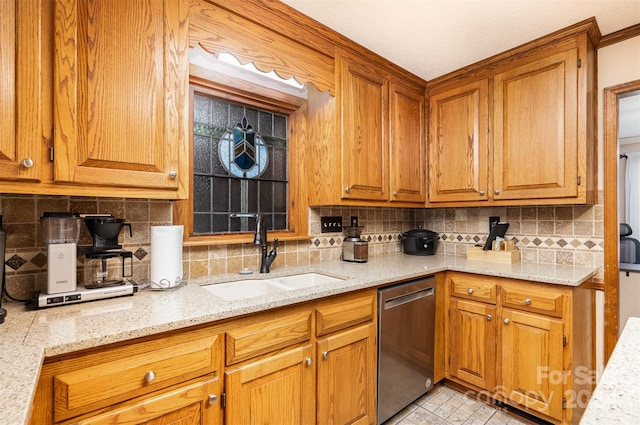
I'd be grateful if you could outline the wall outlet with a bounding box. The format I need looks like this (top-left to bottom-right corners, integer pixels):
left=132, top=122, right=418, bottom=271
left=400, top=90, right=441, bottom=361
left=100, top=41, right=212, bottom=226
left=489, top=216, right=500, bottom=232
left=321, top=216, right=343, bottom=233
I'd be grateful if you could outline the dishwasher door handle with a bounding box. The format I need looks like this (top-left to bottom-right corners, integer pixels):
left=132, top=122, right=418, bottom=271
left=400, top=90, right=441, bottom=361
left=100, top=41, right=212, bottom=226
left=383, top=287, right=434, bottom=310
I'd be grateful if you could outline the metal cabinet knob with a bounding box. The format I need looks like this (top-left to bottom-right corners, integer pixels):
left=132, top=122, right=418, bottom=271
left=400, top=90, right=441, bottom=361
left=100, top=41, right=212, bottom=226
left=486, top=314, right=492, bottom=321
left=503, top=318, right=510, bottom=324
left=494, top=189, right=500, bottom=195
left=305, top=357, right=313, bottom=366
left=467, top=288, right=473, bottom=294
left=21, top=158, right=34, bottom=168
left=168, top=170, right=177, bottom=179
left=479, top=190, right=485, bottom=196
left=393, top=191, right=398, bottom=197
left=322, top=351, right=329, bottom=359
left=524, top=298, right=532, bottom=305
left=144, top=371, right=156, bottom=383
left=345, top=187, right=350, bottom=193
left=208, top=394, right=218, bottom=405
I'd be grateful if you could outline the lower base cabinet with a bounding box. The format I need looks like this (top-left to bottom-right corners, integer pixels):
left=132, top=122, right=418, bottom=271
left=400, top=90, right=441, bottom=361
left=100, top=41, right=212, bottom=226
left=31, top=289, right=377, bottom=425
left=445, top=272, right=593, bottom=425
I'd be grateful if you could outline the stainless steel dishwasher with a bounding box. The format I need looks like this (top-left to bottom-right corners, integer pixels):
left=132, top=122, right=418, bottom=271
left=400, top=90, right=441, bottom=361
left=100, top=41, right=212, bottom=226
left=377, top=277, right=435, bottom=424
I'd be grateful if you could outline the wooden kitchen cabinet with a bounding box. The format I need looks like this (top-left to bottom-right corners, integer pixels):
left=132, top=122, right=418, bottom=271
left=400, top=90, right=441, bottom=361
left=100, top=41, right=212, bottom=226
left=224, top=289, right=377, bottom=425
left=225, top=345, right=316, bottom=425
left=31, top=327, right=223, bottom=424
left=444, top=272, right=593, bottom=424
left=308, top=49, right=426, bottom=207
left=427, top=19, right=599, bottom=207
left=2, top=0, right=190, bottom=199
left=0, top=0, right=44, bottom=182
left=428, top=79, right=489, bottom=203
left=447, top=297, right=496, bottom=391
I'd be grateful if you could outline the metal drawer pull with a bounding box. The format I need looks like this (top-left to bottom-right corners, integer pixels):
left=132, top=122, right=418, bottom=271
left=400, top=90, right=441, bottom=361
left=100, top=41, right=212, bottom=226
left=144, top=371, right=156, bottom=383
left=322, top=351, right=329, bottom=359
left=486, top=314, right=492, bottom=321
left=467, top=288, right=473, bottom=294
left=208, top=394, right=218, bottom=405
left=503, top=318, right=510, bottom=324
left=524, top=298, right=532, bottom=305
left=305, top=357, right=313, bottom=366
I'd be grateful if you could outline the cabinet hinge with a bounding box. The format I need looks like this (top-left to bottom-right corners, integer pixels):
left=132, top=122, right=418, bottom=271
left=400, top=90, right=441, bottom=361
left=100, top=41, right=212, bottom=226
left=577, top=175, right=581, bottom=186
left=221, top=391, right=226, bottom=408
left=577, top=58, right=582, bottom=68
left=563, top=335, right=567, bottom=347
left=562, top=397, right=567, bottom=409
left=49, top=147, right=54, bottom=162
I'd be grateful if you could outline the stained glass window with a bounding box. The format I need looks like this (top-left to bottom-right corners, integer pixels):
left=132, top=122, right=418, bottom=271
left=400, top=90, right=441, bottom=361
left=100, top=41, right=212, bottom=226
left=192, top=93, right=288, bottom=234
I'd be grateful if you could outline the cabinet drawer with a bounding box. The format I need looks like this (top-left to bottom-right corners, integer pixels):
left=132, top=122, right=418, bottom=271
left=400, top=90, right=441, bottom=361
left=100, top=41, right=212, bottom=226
left=53, top=331, right=220, bottom=422
left=449, top=273, right=497, bottom=303
left=316, top=293, right=375, bottom=336
left=226, top=311, right=312, bottom=365
left=500, top=286, right=564, bottom=317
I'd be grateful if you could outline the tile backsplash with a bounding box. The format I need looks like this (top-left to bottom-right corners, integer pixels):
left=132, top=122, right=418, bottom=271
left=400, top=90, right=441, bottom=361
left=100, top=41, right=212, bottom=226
left=1, top=193, right=604, bottom=302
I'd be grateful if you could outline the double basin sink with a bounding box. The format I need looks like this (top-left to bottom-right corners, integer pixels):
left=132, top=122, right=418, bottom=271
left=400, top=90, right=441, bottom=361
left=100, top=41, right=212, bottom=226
left=203, top=272, right=346, bottom=301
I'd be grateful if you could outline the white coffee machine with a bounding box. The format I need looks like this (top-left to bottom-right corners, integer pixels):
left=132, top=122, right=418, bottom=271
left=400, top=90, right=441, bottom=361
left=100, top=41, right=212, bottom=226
left=41, top=212, right=82, bottom=294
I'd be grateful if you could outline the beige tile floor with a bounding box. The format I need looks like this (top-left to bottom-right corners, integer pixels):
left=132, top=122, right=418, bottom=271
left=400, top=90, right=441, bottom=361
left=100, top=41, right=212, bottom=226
left=383, top=385, right=531, bottom=425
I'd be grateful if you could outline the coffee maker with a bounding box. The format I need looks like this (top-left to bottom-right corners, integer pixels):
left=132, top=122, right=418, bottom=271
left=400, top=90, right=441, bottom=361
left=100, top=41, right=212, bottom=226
left=37, top=213, right=138, bottom=309
left=81, top=216, right=133, bottom=289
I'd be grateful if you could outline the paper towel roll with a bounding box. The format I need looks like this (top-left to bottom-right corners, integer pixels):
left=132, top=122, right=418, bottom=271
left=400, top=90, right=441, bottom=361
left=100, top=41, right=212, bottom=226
left=150, top=225, right=183, bottom=289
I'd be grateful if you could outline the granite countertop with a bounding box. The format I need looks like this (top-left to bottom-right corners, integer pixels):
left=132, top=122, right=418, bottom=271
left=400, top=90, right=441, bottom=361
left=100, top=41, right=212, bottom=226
left=580, top=317, right=640, bottom=424
left=0, top=254, right=597, bottom=425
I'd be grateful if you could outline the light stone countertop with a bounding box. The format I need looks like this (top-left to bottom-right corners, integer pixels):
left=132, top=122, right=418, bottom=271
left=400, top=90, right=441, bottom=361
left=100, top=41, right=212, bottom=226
left=0, top=254, right=597, bottom=425
left=580, top=317, right=640, bottom=424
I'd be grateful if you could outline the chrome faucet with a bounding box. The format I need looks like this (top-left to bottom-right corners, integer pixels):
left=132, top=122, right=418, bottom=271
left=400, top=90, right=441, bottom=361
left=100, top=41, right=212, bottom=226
left=254, top=214, right=279, bottom=273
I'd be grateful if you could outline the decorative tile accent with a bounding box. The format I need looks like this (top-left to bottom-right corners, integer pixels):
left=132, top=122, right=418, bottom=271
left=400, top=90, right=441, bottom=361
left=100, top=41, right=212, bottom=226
left=31, top=253, right=47, bottom=268
left=134, top=248, right=148, bottom=261
left=6, top=255, right=27, bottom=271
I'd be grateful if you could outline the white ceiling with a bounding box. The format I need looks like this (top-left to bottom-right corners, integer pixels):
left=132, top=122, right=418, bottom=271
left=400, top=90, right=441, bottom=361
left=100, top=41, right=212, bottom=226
left=280, top=0, right=640, bottom=81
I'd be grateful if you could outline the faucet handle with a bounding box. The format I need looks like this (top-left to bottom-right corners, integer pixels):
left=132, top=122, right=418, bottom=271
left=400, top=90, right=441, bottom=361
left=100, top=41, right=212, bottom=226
left=272, top=238, right=279, bottom=249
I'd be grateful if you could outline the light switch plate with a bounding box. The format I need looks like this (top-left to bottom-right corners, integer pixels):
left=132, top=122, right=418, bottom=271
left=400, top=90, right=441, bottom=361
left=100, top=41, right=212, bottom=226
left=321, top=216, right=343, bottom=233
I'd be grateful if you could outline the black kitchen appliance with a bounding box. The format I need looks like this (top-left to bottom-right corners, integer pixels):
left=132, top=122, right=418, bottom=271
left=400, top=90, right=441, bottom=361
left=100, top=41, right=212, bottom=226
left=399, top=227, right=438, bottom=255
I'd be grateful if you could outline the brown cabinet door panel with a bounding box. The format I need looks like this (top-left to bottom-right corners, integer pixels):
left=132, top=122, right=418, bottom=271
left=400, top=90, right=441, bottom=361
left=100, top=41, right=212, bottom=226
left=428, top=79, right=489, bottom=202
left=493, top=48, right=578, bottom=200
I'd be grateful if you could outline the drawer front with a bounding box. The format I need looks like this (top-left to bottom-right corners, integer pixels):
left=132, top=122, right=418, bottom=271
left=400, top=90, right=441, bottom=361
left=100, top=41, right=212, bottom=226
left=316, top=293, right=375, bottom=336
left=226, top=311, right=312, bottom=365
left=449, top=273, right=497, bottom=303
left=501, top=286, right=564, bottom=317
left=54, top=332, right=220, bottom=422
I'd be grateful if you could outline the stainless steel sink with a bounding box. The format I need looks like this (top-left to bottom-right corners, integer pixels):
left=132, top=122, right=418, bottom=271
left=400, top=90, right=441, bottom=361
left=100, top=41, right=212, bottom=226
left=203, top=272, right=345, bottom=301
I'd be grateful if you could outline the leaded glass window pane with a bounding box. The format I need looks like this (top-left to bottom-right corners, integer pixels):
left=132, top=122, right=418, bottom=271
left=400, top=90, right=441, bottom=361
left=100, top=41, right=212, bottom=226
left=192, top=93, right=289, bottom=234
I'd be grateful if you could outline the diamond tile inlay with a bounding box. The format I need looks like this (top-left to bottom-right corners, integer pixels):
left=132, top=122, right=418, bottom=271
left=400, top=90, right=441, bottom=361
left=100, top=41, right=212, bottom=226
left=31, top=253, right=48, bottom=268
left=533, top=238, right=542, bottom=246
left=584, top=240, right=596, bottom=249
left=557, top=239, right=568, bottom=248
left=134, top=248, right=148, bottom=261
left=6, top=254, right=27, bottom=270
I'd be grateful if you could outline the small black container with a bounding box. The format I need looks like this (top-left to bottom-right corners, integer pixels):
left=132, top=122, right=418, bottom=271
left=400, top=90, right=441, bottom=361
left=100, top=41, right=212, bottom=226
left=399, top=227, right=438, bottom=255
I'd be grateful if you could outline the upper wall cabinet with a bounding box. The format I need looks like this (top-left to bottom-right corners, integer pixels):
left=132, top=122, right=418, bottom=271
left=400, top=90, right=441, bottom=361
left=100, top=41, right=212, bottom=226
left=52, top=0, right=189, bottom=192
left=427, top=19, right=600, bottom=207
left=1, top=0, right=189, bottom=199
left=0, top=0, right=43, bottom=182
left=307, top=49, right=426, bottom=207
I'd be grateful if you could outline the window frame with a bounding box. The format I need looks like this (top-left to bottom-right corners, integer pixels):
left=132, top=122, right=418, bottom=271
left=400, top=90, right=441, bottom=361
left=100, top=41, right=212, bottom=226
left=175, top=77, right=309, bottom=246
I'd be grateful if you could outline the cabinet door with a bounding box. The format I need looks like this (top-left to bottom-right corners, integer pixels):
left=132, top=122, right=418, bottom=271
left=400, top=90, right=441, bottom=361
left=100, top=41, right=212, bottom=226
left=59, top=376, right=220, bottom=425
left=0, top=0, right=42, bottom=182
left=500, top=308, right=564, bottom=421
left=447, top=297, right=496, bottom=391
left=225, top=345, right=315, bottom=425
left=53, top=0, right=188, bottom=189
left=316, top=323, right=376, bottom=425
left=428, top=79, right=489, bottom=203
left=389, top=80, right=426, bottom=203
left=493, top=48, right=578, bottom=200
left=338, top=52, right=388, bottom=201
